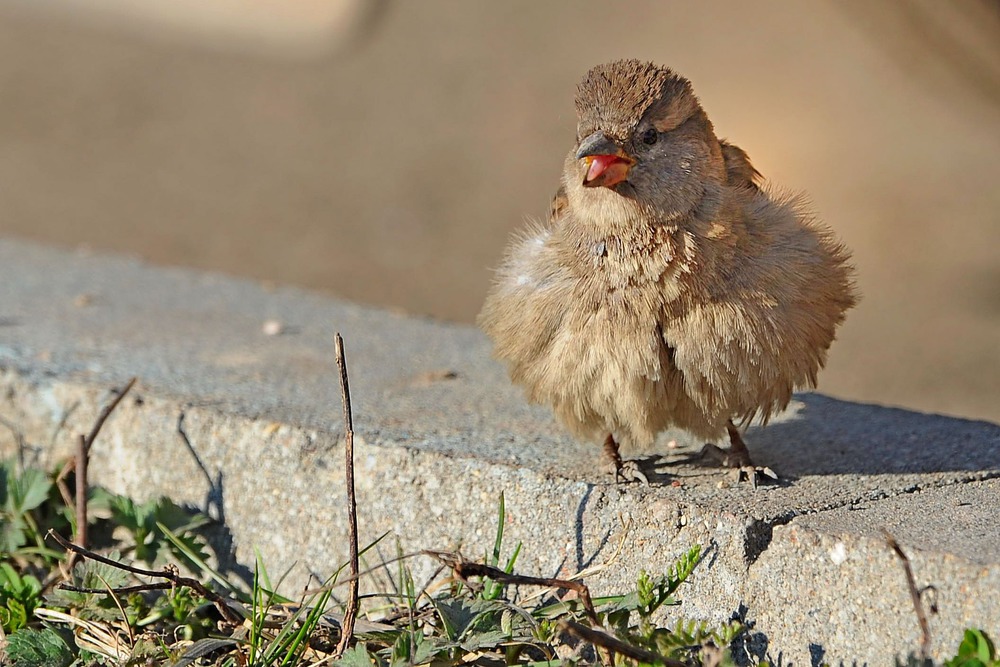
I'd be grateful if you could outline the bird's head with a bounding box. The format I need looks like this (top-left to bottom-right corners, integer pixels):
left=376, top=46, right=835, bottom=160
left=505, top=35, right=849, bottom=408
left=565, top=60, right=726, bottom=225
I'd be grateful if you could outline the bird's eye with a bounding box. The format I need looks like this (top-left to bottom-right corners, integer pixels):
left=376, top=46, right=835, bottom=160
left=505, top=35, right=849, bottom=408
left=641, top=128, right=658, bottom=145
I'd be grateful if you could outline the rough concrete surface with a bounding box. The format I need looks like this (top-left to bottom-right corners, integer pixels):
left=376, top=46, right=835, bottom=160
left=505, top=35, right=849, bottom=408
left=2, top=238, right=999, bottom=665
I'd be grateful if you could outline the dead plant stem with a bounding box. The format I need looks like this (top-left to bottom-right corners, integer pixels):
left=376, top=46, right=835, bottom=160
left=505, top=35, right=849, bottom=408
left=333, top=333, right=360, bottom=658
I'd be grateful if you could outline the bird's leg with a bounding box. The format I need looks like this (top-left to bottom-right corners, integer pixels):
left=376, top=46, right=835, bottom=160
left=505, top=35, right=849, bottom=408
left=700, top=420, right=777, bottom=487
left=602, top=433, right=648, bottom=484
left=724, top=421, right=754, bottom=468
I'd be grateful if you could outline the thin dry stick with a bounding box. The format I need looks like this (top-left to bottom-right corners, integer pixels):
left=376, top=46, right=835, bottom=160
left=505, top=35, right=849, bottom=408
left=424, top=551, right=603, bottom=627
left=54, top=465, right=75, bottom=515
left=48, top=530, right=242, bottom=625
left=561, top=619, right=686, bottom=667
left=57, top=379, right=136, bottom=567
left=425, top=552, right=613, bottom=666
left=60, top=582, right=173, bottom=595
left=74, top=434, right=87, bottom=551
left=56, top=379, right=138, bottom=514
left=333, top=333, right=360, bottom=658
left=299, top=549, right=422, bottom=598
left=884, top=530, right=932, bottom=660
left=82, top=377, right=137, bottom=455
left=95, top=571, right=136, bottom=651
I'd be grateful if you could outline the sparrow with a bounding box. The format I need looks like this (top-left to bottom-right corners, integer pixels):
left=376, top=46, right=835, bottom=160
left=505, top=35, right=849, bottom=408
left=478, top=60, right=857, bottom=484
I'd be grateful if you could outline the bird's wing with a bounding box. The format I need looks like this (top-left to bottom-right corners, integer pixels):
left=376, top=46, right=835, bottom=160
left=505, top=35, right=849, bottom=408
left=665, top=294, right=801, bottom=428
left=720, top=140, right=762, bottom=191
left=665, top=192, right=855, bottom=426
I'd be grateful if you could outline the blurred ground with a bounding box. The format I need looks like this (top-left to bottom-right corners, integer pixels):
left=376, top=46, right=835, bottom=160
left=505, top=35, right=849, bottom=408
left=0, top=1, right=998, bottom=422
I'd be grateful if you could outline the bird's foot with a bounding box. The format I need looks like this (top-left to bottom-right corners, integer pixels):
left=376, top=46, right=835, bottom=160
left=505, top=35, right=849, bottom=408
left=699, top=442, right=753, bottom=468
left=700, top=443, right=778, bottom=488
left=728, top=462, right=779, bottom=489
left=700, top=420, right=779, bottom=489
left=607, top=458, right=649, bottom=485
left=602, top=433, right=649, bottom=484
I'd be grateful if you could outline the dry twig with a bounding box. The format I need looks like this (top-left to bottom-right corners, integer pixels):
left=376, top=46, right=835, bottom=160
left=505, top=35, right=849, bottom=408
left=75, top=434, right=87, bottom=552
left=424, top=550, right=619, bottom=664
left=82, top=377, right=138, bottom=456
left=52, top=378, right=137, bottom=567
left=561, top=619, right=686, bottom=667
left=333, top=333, right=360, bottom=658
left=48, top=530, right=242, bottom=625
left=60, top=582, right=173, bottom=595
left=423, top=551, right=601, bottom=627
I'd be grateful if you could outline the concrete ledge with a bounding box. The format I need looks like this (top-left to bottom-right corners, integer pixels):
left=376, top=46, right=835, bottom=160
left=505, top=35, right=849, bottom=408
left=2, top=238, right=998, bottom=664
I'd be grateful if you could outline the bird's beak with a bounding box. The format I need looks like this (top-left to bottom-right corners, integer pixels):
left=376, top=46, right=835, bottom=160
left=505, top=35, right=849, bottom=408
left=576, top=132, right=635, bottom=188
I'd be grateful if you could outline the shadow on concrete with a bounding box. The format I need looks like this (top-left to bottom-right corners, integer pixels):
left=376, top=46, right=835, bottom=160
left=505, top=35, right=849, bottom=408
left=565, top=393, right=1000, bottom=484
left=176, top=408, right=255, bottom=588
left=480, top=393, right=1000, bottom=484
left=746, top=394, right=1000, bottom=478
left=570, top=484, right=616, bottom=574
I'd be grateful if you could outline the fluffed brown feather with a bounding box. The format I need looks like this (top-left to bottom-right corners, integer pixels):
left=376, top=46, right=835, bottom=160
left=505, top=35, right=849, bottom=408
left=479, top=60, right=856, bottom=455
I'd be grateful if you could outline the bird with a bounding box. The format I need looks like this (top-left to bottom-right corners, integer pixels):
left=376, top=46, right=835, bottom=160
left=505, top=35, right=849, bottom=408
left=478, top=60, right=857, bottom=484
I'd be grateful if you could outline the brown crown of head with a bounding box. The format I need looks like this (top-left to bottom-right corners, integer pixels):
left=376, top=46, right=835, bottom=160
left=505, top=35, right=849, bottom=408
left=575, top=60, right=703, bottom=139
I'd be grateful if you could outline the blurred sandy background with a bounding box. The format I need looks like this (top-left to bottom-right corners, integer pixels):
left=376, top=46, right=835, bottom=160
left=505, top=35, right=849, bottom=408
left=0, top=1, right=997, bottom=423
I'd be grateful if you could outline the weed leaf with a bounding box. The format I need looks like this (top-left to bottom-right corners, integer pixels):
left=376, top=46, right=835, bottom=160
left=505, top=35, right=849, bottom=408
left=6, top=627, right=74, bottom=667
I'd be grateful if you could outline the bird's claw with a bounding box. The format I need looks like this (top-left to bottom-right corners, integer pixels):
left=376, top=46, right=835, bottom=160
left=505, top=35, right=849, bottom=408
left=728, top=465, right=779, bottom=489
left=700, top=443, right=751, bottom=468
left=605, top=459, right=649, bottom=484
left=700, top=444, right=778, bottom=488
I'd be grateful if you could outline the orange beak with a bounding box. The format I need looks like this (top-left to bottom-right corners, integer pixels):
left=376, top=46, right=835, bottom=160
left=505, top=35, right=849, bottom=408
left=577, top=132, right=634, bottom=188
